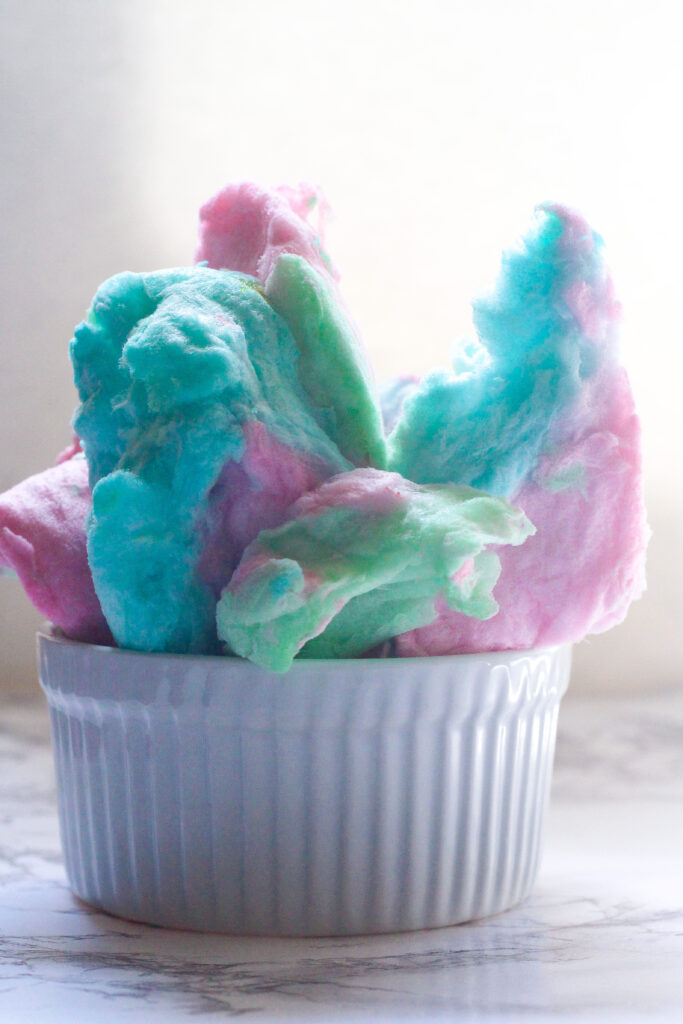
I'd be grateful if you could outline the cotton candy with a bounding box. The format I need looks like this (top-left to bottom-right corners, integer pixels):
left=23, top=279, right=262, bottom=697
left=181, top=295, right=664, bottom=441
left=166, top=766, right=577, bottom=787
left=0, top=186, right=647, bottom=667
left=71, top=265, right=360, bottom=653
left=391, top=205, right=648, bottom=656
left=217, top=468, right=534, bottom=672
left=380, top=375, right=419, bottom=434
left=197, top=181, right=336, bottom=284
left=0, top=446, right=112, bottom=644
left=265, top=254, right=387, bottom=468
left=389, top=204, right=619, bottom=494
left=198, top=182, right=386, bottom=469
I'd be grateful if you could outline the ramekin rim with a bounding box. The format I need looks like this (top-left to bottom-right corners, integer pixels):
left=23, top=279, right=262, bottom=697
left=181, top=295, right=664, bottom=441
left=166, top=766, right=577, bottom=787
left=37, top=626, right=570, bottom=672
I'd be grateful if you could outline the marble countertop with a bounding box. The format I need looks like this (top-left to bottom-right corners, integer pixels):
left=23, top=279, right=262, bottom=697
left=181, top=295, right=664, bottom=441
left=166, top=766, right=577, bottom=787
left=2, top=686, right=683, bottom=1022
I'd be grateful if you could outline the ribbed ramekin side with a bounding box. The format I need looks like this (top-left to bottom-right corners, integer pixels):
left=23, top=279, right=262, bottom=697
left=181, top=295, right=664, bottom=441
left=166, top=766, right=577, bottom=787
left=517, top=697, right=562, bottom=901
left=40, top=636, right=571, bottom=936
left=495, top=650, right=570, bottom=913
left=366, top=647, right=571, bottom=930
left=276, top=648, right=570, bottom=935
left=46, top=701, right=83, bottom=897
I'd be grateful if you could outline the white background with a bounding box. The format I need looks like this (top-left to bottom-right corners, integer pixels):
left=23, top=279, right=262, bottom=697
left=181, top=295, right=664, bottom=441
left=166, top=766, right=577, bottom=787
left=1, top=0, right=680, bottom=694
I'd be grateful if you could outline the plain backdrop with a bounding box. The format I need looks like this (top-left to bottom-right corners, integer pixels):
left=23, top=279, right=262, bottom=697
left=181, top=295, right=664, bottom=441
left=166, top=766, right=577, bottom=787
left=1, top=0, right=680, bottom=695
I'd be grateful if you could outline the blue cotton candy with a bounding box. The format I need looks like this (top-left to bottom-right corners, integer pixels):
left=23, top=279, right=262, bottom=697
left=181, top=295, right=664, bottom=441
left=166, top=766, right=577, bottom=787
left=71, top=266, right=351, bottom=653
left=387, top=206, right=613, bottom=496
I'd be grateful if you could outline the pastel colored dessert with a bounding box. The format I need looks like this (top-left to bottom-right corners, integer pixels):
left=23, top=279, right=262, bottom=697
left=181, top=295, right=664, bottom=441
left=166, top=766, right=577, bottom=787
left=0, top=184, right=648, bottom=671
left=196, top=180, right=337, bottom=284
left=387, top=204, right=648, bottom=655
left=71, top=263, right=383, bottom=653
left=217, top=468, right=533, bottom=671
left=200, top=181, right=386, bottom=469
left=0, top=441, right=112, bottom=645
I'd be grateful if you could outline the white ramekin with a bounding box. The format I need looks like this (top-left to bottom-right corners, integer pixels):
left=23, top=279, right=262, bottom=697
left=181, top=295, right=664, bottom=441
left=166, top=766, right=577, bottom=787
left=38, top=632, right=571, bottom=936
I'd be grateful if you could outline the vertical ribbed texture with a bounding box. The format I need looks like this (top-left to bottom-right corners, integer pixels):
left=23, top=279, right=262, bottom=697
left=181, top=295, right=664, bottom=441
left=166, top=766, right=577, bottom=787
left=39, top=636, right=571, bottom=936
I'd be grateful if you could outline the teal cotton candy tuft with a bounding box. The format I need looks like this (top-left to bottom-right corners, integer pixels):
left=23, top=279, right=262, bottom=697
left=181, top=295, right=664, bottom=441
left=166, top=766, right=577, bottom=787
left=387, top=206, right=614, bottom=496
left=71, top=266, right=353, bottom=654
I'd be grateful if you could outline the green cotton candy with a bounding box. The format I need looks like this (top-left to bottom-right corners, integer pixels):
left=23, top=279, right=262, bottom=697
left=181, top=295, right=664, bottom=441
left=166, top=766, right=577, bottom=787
left=300, top=552, right=502, bottom=661
left=216, top=469, right=534, bottom=672
left=265, top=254, right=387, bottom=469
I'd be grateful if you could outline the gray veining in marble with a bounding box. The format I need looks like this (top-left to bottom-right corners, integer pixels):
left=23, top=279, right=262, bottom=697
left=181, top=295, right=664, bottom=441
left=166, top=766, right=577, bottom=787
left=1, top=689, right=683, bottom=1022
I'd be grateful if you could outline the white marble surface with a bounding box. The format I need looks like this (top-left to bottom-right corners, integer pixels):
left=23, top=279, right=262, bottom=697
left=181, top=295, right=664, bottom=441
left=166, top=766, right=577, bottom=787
left=2, top=687, right=683, bottom=1022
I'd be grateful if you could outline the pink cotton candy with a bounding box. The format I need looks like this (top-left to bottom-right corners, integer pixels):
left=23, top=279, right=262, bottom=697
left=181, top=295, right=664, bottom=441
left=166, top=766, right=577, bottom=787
left=196, top=181, right=336, bottom=283
left=55, top=435, right=83, bottom=464
left=545, top=202, right=621, bottom=346
left=196, top=421, right=330, bottom=596
left=291, top=468, right=406, bottom=519
left=396, top=366, right=648, bottom=656
left=0, top=452, right=113, bottom=644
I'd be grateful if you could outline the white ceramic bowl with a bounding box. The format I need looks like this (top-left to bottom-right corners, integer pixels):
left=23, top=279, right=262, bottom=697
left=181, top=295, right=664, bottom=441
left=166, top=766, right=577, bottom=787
left=38, top=632, right=571, bottom=936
